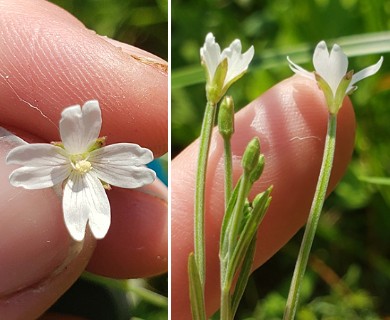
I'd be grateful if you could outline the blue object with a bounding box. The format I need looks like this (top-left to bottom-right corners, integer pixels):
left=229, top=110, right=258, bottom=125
left=148, top=158, right=168, bottom=186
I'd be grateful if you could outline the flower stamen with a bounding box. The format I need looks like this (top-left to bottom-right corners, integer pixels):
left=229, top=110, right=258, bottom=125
left=74, top=159, right=92, bottom=174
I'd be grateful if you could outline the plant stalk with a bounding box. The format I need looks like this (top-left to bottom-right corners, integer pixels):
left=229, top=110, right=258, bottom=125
left=283, top=113, right=337, bottom=320
left=194, top=101, right=217, bottom=287
left=223, top=137, right=233, bottom=209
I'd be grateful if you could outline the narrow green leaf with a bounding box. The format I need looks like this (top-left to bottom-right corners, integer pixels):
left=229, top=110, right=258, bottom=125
left=220, top=178, right=241, bottom=259
left=220, top=154, right=266, bottom=260
left=226, top=173, right=253, bottom=267
left=226, top=188, right=272, bottom=285
left=231, top=235, right=257, bottom=316
left=188, top=253, right=206, bottom=320
left=359, top=176, right=390, bottom=186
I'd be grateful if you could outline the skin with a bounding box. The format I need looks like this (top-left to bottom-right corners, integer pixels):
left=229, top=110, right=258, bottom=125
left=0, top=0, right=167, bottom=319
left=0, top=1, right=357, bottom=319
left=171, top=76, right=356, bottom=318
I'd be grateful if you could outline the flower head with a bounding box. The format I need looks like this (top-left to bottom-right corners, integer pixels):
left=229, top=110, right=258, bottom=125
left=200, top=32, right=254, bottom=104
left=287, top=40, right=383, bottom=114
left=6, top=100, right=156, bottom=241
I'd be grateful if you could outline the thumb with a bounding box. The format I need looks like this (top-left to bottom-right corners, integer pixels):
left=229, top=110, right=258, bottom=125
left=0, top=0, right=167, bottom=156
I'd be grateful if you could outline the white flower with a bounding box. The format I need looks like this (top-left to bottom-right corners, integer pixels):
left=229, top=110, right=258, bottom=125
left=287, top=40, right=383, bottom=114
left=6, top=100, right=156, bottom=241
left=200, top=32, right=254, bottom=103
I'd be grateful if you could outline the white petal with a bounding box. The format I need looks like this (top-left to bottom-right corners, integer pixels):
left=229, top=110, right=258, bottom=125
left=92, top=164, right=156, bottom=189
left=224, top=41, right=254, bottom=85
left=349, top=56, right=383, bottom=90
left=287, top=56, right=315, bottom=80
left=9, top=165, right=70, bottom=189
left=200, top=33, right=222, bottom=81
left=63, top=171, right=110, bottom=241
left=327, top=44, right=348, bottom=94
left=59, top=100, right=102, bottom=154
left=63, top=173, right=89, bottom=241
left=0, top=127, right=27, bottom=146
left=89, top=143, right=154, bottom=166
left=84, top=173, right=111, bottom=239
left=313, top=41, right=330, bottom=78
left=222, top=39, right=242, bottom=62
left=6, top=144, right=68, bottom=166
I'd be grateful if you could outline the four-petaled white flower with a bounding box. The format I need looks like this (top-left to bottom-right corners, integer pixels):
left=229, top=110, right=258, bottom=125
left=288, top=40, right=383, bottom=114
left=200, top=32, right=254, bottom=104
left=6, top=100, right=156, bottom=241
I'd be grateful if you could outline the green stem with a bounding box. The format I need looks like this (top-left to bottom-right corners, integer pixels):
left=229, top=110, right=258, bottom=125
left=283, top=113, right=337, bottom=320
left=194, top=101, right=217, bottom=287
left=220, top=287, right=231, bottom=320
left=223, top=137, right=233, bottom=209
left=220, top=134, right=233, bottom=320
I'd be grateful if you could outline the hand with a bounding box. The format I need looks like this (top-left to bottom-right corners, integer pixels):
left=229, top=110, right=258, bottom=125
left=0, top=0, right=167, bottom=318
left=171, top=76, right=356, bottom=318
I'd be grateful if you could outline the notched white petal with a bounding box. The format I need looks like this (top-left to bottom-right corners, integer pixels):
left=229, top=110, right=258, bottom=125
left=200, top=32, right=221, bottom=81
left=312, top=41, right=329, bottom=75
left=324, top=44, right=348, bottom=95
left=329, top=44, right=348, bottom=76
left=6, top=144, right=67, bottom=166
left=225, top=45, right=254, bottom=85
left=225, top=39, right=242, bottom=60
left=60, top=100, right=102, bottom=154
left=89, top=143, right=154, bottom=166
left=63, top=173, right=90, bottom=241
left=93, top=165, right=156, bottom=189
left=63, top=172, right=111, bottom=241
left=9, top=165, right=70, bottom=189
left=59, top=104, right=83, bottom=154
left=84, top=173, right=111, bottom=239
left=81, top=100, right=103, bottom=150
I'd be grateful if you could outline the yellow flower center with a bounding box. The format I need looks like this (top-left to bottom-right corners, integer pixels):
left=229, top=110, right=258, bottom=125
left=74, top=159, right=92, bottom=174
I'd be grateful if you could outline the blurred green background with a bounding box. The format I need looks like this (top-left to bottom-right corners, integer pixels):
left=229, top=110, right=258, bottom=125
left=45, top=1, right=168, bottom=319
left=172, top=0, right=390, bottom=319
left=51, top=0, right=168, bottom=60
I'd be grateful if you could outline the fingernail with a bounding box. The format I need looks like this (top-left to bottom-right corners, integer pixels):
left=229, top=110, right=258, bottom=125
left=99, top=36, right=168, bottom=73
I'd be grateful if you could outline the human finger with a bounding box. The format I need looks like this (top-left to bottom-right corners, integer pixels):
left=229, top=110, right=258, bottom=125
left=171, top=76, right=356, bottom=318
left=0, top=0, right=167, bottom=156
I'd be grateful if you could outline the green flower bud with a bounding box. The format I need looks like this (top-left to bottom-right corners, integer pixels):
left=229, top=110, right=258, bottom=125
left=242, top=137, right=261, bottom=174
left=218, top=96, right=235, bottom=139
left=250, top=154, right=265, bottom=184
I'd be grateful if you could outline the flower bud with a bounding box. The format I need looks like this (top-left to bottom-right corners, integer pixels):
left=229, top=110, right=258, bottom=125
left=242, top=137, right=260, bottom=174
left=218, top=96, right=235, bottom=139
left=250, top=154, right=265, bottom=184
